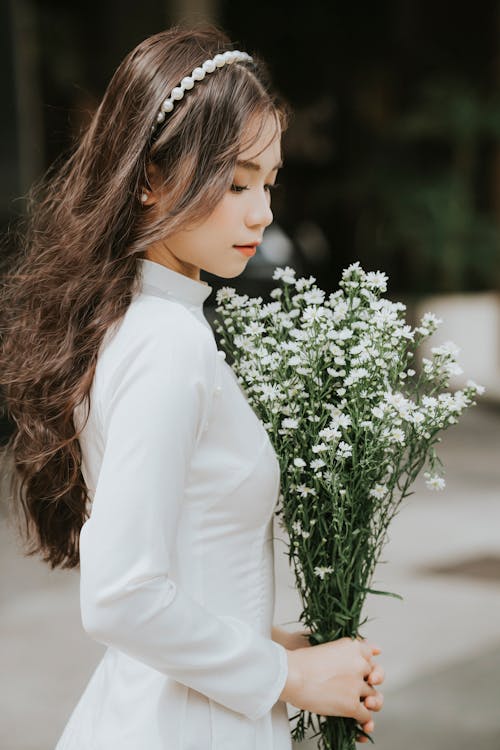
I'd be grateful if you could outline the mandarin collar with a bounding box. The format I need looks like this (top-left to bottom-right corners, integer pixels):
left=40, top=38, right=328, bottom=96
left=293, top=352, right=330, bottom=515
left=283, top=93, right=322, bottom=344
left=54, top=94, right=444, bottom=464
left=138, top=258, right=213, bottom=308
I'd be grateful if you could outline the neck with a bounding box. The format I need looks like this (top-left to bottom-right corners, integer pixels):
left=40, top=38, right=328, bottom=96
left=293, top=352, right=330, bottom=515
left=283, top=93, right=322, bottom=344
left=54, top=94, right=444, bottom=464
left=144, top=246, right=205, bottom=284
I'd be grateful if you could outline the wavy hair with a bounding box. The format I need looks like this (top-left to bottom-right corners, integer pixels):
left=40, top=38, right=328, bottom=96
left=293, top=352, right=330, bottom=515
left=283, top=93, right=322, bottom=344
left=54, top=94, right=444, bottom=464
left=0, top=23, right=290, bottom=569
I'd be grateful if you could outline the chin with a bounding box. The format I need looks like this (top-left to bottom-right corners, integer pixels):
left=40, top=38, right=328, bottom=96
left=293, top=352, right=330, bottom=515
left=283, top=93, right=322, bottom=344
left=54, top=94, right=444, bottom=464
left=212, top=260, right=249, bottom=280
left=220, top=269, right=246, bottom=279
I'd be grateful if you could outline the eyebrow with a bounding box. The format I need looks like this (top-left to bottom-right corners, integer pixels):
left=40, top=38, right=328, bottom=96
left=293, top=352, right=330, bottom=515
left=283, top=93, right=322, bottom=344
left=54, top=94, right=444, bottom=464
left=236, top=158, right=283, bottom=172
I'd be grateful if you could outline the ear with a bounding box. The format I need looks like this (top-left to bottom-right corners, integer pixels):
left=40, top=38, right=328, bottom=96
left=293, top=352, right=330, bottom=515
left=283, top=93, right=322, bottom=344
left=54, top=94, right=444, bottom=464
left=140, top=163, right=163, bottom=206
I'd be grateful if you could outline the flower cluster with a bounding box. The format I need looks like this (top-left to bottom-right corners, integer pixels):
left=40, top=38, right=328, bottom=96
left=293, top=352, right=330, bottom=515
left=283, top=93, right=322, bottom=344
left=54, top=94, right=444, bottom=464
left=214, top=262, right=484, bottom=750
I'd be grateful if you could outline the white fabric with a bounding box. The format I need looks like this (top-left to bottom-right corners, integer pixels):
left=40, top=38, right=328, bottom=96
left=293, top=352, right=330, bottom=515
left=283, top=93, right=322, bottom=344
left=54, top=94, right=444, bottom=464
left=55, top=258, right=291, bottom=749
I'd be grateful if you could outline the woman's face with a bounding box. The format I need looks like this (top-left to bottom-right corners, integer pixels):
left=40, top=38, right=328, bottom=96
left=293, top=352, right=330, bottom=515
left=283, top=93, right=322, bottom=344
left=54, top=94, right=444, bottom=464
left=144, top=112, right=282, bottom=281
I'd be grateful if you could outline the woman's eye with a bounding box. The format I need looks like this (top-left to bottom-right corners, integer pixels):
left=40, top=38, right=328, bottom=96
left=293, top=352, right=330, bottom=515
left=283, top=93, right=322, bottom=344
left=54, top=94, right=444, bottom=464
left=230, top=183, right=281, bottom=193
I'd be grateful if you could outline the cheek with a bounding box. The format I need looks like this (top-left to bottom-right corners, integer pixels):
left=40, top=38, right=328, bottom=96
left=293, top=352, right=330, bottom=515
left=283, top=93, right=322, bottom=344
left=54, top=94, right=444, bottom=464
left=211, top=196, right=237, bottom=227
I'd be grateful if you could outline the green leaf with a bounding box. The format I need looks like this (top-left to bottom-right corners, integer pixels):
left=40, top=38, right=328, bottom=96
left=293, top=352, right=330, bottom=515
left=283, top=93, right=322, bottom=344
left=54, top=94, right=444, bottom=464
left=362, top=586, right=404, bottom=600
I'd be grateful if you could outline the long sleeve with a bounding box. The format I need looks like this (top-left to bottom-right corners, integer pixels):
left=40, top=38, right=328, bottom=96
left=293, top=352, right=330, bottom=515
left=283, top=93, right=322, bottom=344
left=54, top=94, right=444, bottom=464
left=78, top=301, right=288, bottom=721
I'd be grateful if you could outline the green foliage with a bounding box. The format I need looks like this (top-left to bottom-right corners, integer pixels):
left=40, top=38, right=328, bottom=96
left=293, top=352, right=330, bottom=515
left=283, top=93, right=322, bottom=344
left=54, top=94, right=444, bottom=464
left=347, top=78, right=500, bottom=292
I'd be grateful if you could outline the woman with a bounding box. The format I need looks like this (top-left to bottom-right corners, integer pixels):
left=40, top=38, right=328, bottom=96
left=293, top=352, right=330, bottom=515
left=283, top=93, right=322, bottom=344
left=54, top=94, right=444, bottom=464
left=0, top=24, right=384, bottom=749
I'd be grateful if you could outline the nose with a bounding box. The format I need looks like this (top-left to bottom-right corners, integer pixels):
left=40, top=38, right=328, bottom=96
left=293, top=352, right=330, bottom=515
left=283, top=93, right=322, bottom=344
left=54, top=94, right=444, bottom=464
left=245, top=189, right=273, bottom=232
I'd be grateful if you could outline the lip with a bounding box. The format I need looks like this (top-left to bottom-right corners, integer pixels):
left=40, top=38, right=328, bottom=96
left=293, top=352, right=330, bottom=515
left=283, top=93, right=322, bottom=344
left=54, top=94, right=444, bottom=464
left=233, top=247, right=259, bottom=258
left=234, top=245, right=257, bottom=258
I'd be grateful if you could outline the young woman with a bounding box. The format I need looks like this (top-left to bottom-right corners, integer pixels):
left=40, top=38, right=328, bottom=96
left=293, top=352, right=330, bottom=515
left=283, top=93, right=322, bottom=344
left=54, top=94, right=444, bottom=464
left=1, top=25, right=384, bottom=749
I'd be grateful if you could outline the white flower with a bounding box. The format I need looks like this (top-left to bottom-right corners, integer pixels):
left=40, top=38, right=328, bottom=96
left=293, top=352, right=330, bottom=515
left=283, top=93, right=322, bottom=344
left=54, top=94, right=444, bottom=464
left=466, top=379, right=485, bottom=396
left=279, top=340, right=300, bottom=353
left=335, top=413, right=351, bottom=429
left=261, top=303, right=282, bottom=318
left=389, top=428, right=405, bottom=444
left=259, top=383, right=284, bottom=402
left=341, top=261, right=364, bottom=282
left=372, top=404, right=387, bottom=419
left=293, top=457, right=306, bottom=468
left=431, top=340, right=461, bottom=358
left=332, top=299, right=349, bottom=323
left=444, top=361, right=463, bottom=377
left=336, top=441, right=352, bottom=459
left=452, top=391, right=469, bottom=410
left=295, top=275, right=317, bottom=292
left=310, top=458, right=326, bottom=471
left=216, top=286, right=236, bottom=302
left=282, top=418, right=299, bottom=430
left=319, top=426, right=342, bottom=442
left=422, top=395, right=438, bottom=408
left=371, top=306, right=398, bottom=328
left=303, top=288, right=325, bottom=305
left=302, top=306, right=328, bottom=324
left=243, top=320, right=267, bottom=336
left=270, top=288, right=283, bottom=299
left=314, top=565, right=335, bottom=580
left=345, top=367, right=369, bottom=386
left=273, top=265, right=296, bottom=284
left=312, top=442, right=330, bottom=453
left=420, top=312, right=443, bottom=333
left=297, top=484, right=317, bottom=498
left=337, top=328, right=354, bottom=340
left=410, top=411, right=425, bottom=425
left=369, top=483, right=388, bottom=500
left=422, top=357, right=434, bottom=375
left=290, top=328, right=309, bottom=340
left=424, top=472, right=446, bottom=491
left=365, top=270, right=388, bottom=292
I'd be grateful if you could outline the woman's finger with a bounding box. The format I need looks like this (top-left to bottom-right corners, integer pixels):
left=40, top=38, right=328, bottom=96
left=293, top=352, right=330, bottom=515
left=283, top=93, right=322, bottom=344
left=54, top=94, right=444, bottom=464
left=356, top=717, right=375, bottom=742
left=360, top=681, right=378, bottom=699
left=367, top=665, right=385, bottom=685
left=365, top=692, right=384, bottom=712
left=363, top=719, right=375, bottom=733
left=357, top=638, right=381, bottom=661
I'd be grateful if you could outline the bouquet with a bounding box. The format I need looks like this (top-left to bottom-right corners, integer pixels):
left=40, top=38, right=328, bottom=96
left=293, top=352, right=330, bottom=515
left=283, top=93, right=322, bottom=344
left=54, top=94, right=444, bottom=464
left=213, top=262, right=484, bottom=750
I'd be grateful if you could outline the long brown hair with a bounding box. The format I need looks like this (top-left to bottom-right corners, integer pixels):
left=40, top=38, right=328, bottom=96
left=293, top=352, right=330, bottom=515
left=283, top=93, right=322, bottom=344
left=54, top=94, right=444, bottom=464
left=0, top=24, right=290, bottom=570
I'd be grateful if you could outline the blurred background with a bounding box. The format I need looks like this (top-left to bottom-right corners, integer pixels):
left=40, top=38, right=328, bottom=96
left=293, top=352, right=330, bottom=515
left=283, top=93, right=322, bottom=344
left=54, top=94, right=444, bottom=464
left=1, top=1, right=499, bottom=748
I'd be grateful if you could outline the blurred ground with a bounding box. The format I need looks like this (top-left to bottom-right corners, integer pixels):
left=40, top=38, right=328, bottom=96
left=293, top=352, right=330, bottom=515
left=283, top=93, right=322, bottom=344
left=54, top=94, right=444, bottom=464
left=1, top=403, right=499, bottom=750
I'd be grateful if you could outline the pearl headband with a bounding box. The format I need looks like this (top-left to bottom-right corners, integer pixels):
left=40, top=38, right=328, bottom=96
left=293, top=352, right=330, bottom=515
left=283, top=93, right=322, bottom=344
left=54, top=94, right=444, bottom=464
left=151, top=49, right=253, bottom=133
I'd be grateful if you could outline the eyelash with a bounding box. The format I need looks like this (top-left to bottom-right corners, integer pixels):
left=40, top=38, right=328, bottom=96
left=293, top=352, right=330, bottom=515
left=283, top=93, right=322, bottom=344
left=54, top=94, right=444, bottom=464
left=230, top=183, right=281, bottom=193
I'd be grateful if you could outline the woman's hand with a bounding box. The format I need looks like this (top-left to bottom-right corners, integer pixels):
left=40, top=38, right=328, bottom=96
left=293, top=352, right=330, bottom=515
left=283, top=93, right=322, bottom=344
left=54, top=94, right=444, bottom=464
left=279, top=636, right=382, bottom=725
left=273, top=628, right=385, bottom=742
left=356, top=647, right=384, bottom=743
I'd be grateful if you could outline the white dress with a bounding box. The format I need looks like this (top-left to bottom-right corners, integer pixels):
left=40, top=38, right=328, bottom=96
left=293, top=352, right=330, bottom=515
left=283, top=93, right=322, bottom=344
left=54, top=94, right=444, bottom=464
left=55, top=258, right=292, bottom=750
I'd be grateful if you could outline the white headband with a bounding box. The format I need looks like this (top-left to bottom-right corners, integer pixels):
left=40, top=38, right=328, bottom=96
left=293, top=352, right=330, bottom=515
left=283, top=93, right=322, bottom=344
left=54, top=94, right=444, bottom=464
left=152, top=50, right=253, bottom=133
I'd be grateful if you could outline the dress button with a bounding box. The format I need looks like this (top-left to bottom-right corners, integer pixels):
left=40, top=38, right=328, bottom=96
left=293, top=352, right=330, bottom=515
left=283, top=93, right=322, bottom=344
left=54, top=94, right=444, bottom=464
left=214, top=385, right=222, bottom=396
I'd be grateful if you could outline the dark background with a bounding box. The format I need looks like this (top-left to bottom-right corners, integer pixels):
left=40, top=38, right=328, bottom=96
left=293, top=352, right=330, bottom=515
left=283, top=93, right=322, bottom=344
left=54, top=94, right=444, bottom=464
left=3, top=0, right=500, bottom=297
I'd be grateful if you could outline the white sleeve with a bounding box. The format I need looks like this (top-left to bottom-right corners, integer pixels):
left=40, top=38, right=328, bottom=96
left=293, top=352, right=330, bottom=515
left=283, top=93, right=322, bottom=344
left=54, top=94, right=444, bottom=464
left=78, top=305, right=288, bottom=721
